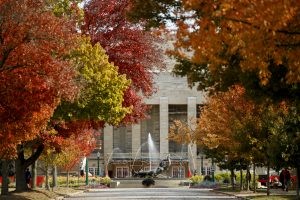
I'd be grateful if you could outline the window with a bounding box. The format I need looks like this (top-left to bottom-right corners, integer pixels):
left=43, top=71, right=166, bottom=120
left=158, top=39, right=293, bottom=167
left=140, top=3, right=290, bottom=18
left=116, top=167, right=129, bottom=178
left=88, top=168, right=95, bottom=176
left=88, top=167, right=103, bottom=176
left=144, top=166, right=150, bottom=171
left=94, top=168, right=99, bottom=176
left=113, top=126, right=132, bottom=154
left=169, top=105, right=188, bottom=153
left=202, top=166, right=214, bottom=175
left=172, top=166, right=185, bottom=178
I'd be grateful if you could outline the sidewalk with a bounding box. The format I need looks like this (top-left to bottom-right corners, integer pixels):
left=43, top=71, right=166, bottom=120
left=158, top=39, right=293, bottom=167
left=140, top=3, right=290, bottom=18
left=216, top=188, right=297, bottom=199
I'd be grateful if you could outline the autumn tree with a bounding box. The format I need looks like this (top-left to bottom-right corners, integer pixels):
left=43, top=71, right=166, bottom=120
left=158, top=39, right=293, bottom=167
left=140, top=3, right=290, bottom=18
left=169, top=86, right=254, bottom=187
left=131, top=0, right=299, bottom=194
left=12, top=35, right=131, bottom=191
left=0, top=0, right=78, bottom=158
left=1, top=0, right=132, bottom=192
left=39, top=121, right=97, bottom=189
left=82, top=0, right=165, bottom=124
left=129, top=0, right=300, bottom=88
left=0, top=0, right=80, bottom=192
left=53, top=36, right=131, bottom=124
left=128, top=1, right=300, bottom=109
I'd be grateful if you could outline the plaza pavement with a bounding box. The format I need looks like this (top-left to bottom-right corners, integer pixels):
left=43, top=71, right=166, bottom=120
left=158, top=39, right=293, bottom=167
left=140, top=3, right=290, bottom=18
left=62, top=187, right=298, bottom=200
left=64, top=187, right=242, bottom=200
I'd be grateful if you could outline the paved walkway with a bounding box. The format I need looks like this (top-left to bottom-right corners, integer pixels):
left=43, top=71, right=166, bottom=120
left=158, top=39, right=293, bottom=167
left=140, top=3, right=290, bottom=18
left=65, top=188, right=242, bottom=200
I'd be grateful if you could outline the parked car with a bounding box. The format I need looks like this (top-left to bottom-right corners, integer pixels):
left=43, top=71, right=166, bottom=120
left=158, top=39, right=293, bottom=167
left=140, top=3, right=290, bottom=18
left=258, top=174, right=296, bottom=188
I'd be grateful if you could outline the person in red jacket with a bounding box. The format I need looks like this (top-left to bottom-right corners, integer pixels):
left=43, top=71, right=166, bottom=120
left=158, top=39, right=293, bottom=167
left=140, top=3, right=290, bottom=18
left=279, top=168, right=291, bottom=191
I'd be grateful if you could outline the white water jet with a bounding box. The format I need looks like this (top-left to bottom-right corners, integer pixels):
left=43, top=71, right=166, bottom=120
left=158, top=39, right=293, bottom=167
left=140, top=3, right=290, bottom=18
left=107, top=147, right=123, bottom=163
left=148, top=133, right=159, bottom=171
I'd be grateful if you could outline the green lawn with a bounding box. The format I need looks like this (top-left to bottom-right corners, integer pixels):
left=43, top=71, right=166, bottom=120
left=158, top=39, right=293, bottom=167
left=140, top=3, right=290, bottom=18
left=247, top=196, right=298, bottom=200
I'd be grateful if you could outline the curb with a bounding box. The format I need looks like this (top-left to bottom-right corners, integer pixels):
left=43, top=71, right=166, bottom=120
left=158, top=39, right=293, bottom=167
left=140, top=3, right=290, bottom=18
left=50, top=190, right=86, bottom=200
left=212, top=190, right=248, bottom=200
left=63, top=190, right=86, bottom=198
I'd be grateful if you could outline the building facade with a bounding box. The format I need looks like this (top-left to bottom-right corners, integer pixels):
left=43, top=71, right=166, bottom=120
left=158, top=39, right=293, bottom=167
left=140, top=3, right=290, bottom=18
left=85, top=71, right=217, bottom=179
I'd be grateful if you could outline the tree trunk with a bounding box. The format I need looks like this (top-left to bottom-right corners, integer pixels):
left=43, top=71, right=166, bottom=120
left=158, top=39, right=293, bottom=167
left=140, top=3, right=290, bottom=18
left=15, top=143, right=44, bottom=192
left=246, top=167, right=250, bottom=191
left=267, top=163, right=270, bottom=196
left=31, top=160, right=37, bottom=189
left=296, top=166, right=300, bottom=199
left=1, top=160, right=9, bottom=195
left=230, top=169, right=235, bottom=190
left=67, top=170, right=70, bottom=188
left=253, top=164, right=256, bottom=193
left=45, top=166, right=50, bottom=190
left=240, top=169, right=243, bottom=191
left=52, top=165, right=57, bottom=190
left=15, top=159, right=28, bottom=191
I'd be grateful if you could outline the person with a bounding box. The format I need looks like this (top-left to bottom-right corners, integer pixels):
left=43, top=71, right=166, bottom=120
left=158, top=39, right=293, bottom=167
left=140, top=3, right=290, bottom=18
left=25, top=168, right=32, bottom=188
left=272, top=176, right=282, bottom=188
left=279, top=168, right=291, bottom=191
left=246, top=171, right=251, bottom=189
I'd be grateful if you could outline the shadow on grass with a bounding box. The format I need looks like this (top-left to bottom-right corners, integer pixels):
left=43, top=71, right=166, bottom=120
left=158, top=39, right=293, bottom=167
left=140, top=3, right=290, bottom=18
left=0, top=189, right=57, bottom=200
left=0, top=194, right=30, bottom=200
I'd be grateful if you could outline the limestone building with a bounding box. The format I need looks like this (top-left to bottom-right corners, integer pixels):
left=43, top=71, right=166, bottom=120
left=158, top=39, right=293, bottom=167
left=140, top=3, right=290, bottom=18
left=86, top=71, right=217, bottom=179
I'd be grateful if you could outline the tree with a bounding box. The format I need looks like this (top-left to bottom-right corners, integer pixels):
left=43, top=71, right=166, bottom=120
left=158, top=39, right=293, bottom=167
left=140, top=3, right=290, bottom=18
left=130, top=0, right=300, bottom=81
left=131, top=1, right=300, bottom=195
left=39, top=121, right=97, bottom=189
left=169, top=85, right=257, bottom=186
left=82, top=0, right=165, bottom=124
left=1, top=0, right=132, bottom=192
left=0, top=0, right=81, bottom=191
left=53, top=36, right=131, bottom=125
left=0, top=0, right=78, bottom=159
left=12, top=34, right=131, bottom=191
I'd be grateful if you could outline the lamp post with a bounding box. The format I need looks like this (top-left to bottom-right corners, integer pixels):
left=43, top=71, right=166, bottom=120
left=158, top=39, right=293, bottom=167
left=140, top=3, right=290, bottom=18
left=97, top=152, right=100, bottom=176
left=85, top=157, right=89, bottom=186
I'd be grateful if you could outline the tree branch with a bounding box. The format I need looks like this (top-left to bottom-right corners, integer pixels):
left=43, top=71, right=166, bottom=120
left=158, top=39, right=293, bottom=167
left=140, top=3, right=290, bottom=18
left=24, top=143, right=44, bottom=168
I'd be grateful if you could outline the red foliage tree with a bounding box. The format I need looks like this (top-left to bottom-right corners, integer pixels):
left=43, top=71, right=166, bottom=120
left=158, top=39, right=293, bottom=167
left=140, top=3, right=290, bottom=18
left=0, top=0, right=78, bottom=157
left=43, top=120, right=97, bottom=171
left=0, top=0, right=78, bottom=191
left=82, top=0, right=164, bottom=124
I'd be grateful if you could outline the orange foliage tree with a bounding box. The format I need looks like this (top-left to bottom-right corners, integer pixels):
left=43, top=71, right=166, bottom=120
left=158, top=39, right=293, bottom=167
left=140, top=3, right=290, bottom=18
left=0, top=0, right=78, bottom=158
left=0, top=0, right=80, bottom=192
left=39, top=120, right=97, bottom=188
left=169, top=85, right=264, bottom=188
left=129, top=0, right=300, bottom=86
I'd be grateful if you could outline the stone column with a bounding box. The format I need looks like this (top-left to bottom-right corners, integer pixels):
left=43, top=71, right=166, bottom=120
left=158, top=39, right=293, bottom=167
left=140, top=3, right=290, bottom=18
left=132, top=124, right=141, bottom=159
left=103, top=125, right=113, bottom=176
left=187, top=97, right=197, bottom=173
left=160, top=97, right=169, bottom=159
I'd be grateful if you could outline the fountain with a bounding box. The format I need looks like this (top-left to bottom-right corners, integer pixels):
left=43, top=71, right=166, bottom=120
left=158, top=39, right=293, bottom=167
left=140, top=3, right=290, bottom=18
left=147, top=133, right=159, bottom=171
left=132, top=133, right=171, bottom=179
left=105, top=148, right=123, bottom=176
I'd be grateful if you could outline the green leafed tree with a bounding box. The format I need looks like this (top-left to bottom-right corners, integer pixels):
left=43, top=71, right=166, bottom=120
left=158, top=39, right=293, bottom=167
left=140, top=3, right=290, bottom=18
left=54, top=37, right=131, bottom=125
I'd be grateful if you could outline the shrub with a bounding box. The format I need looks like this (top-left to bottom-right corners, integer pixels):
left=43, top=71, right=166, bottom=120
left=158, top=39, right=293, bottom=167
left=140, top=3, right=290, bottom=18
left=190, top=175, right=203, bottom=184
left=100, top=176, right=111, bottom=186
left=215, top=172, right=230, bottom=183
left=142, top=177, right=155, bottom=187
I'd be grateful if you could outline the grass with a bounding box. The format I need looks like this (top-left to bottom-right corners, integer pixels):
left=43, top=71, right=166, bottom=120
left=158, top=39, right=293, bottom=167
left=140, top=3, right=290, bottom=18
left=0, top=187, right=84, bottom=200
left=214, top=186, right=299, bottom=200
left=247, top=196, right=298, bottom=200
